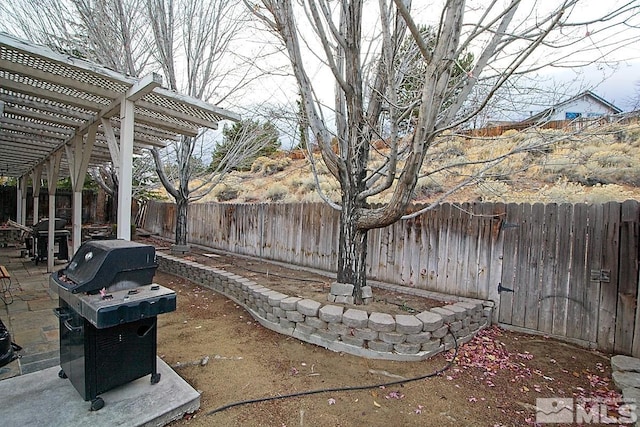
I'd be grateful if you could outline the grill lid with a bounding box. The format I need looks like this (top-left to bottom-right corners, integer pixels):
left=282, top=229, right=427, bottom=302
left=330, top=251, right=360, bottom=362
left=61, top=240, right=157, bottom=293
left=32, top=218, right=66, bottom=233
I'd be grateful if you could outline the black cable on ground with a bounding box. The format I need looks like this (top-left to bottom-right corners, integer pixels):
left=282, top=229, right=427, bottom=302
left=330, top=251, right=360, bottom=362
left=205, top=329, right=460, bottom=417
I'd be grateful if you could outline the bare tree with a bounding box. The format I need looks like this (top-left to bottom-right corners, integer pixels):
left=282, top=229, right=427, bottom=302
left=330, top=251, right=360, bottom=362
left=249, top=0, right=640, bottom=303
left=150, top=117, right=278, bottom=247
left=144, top=0, right=273, bottom=248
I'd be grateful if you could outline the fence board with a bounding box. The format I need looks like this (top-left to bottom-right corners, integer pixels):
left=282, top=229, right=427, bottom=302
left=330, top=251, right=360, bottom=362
left=487, top=203, right=506, bottom=317
left=400, top=219, right=412, bottom=286
left=473, top=203, right=488, bottom=299
left=584, top=204, right=604, bottom=344
left=512, top=203, right=533, bottom=328
left=567, top=204, right=588, bottom=341
left=447, top=204, right=463, bottom=295
left=462, top=203, right=477, bottom=297
left=598, top=202, right=620, bottom=352
left=407, top=216, right=423, bottom=288
left=436, top=203, right=451, bottom=294
left=551, top=204, right=572, bottom=338
left=524, top=203, right=544, bottom=330
left=616, top=201, right=640, bottom=354
left=425, top=210, right=439, bottom=290
left=537, top=204, right=557, bottom=334
left=498, top=203, right=521, bottom=325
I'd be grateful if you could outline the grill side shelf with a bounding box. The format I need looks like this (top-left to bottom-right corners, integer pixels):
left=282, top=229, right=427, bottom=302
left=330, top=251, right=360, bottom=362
left=78, top=285, right=176, bottom=329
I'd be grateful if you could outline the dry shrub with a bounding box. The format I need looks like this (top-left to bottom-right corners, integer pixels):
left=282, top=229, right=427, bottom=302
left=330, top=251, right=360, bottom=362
left=213, top=183, right=239, bottom=202
left=265, top=183, right=289, bottom=201
left=288, top=175, right=316, bottom=194
left=251, top=156, right=291, bottom=175
left=299, top=191, right=321, bottom=202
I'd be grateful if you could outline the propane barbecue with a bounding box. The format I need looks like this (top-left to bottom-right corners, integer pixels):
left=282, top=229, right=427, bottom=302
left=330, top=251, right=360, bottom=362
left=25, top=218, right=70, bottom=264
left=50, top=239, right=176, bottom=411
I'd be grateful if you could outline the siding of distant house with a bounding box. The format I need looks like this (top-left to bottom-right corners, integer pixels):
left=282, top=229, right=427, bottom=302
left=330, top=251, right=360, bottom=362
left=549, top=94, right=617, bottom=120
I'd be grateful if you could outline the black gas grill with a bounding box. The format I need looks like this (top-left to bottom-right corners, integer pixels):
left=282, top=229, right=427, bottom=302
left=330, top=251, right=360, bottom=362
left=50, top=240, right=176, bottom=411
left=28, top=218, right=70, bottom=264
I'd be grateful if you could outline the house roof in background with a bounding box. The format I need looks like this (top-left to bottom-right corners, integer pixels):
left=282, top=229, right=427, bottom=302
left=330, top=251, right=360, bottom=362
left=522, top=90, right=623, bottom=124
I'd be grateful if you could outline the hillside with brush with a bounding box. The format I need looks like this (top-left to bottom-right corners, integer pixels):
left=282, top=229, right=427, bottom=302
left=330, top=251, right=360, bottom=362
left=184, top=122, right=640, bottom=206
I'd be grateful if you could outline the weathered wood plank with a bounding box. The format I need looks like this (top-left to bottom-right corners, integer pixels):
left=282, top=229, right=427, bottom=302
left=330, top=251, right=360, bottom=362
left=400, top=218, right=414, bottom=287
left=475, top=203, right=492, bottom=300
left=487, top=202, right=506, bottom=315
left=447, top=203, right=464, bottom=296
left=511, top=203, right=532, bottom=328
left=436, top=203, right=451, bottom=294
left=408, top=215, right=424, bottom=289
left=498, top=203, right=521, bottom=325
left=538, top=203, right=558, bottom=334
left=597, top=202, right=621, bottom=352
left=551, top=204, right=572, bottom=337
left=460, top=203, right=476, bottom=297
left=617, top=200, right=640, bottom=354
left=595, top=202, right=619, bottom=352
left=583, top=204, right=603, bottom=344
left=630, top=201, right=640, bottom=357
left=567, top=204, right=588, bottom=341
left=523, top=203, right=544, bottom=330
left=425, top=208, right=439, bottom=290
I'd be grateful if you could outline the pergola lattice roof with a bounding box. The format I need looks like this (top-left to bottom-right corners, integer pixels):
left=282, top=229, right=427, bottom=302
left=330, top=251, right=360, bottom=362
left=0, top=32, right=240, bottom=179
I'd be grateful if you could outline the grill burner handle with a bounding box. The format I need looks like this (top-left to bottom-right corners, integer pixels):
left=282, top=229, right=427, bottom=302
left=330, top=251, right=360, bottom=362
left=53, top=307, right=70, bottom=321
left=53, top=307, right=83, bottom=332
left=62, top=318, right=83, bottom=333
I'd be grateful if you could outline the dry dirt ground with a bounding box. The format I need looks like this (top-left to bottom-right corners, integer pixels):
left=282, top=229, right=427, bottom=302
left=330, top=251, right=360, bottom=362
left=148, top=242, right=625, bottom=427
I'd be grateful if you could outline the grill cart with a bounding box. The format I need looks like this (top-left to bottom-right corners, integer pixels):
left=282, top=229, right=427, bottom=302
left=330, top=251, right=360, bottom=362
left=50, top=240, right=176, bottom=411
left=27, top=218, right=70, bottom=264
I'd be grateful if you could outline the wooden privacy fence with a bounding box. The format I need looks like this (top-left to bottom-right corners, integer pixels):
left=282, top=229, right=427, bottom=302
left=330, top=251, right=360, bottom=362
left=143, top=200, right=640, bottom=356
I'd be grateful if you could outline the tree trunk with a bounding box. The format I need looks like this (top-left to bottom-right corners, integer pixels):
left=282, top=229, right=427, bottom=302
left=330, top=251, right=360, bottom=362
left=175, top=197, right=188, bottom=246
left=337, top=195, right=368, bottom=304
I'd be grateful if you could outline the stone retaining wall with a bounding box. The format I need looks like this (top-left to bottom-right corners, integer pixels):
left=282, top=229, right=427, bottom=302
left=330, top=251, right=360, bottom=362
left=157, top=252, right=493, bottom=361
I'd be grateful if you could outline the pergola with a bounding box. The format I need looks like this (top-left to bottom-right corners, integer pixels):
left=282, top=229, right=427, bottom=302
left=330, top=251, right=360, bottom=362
left=0, top=32, right=240, bottom=270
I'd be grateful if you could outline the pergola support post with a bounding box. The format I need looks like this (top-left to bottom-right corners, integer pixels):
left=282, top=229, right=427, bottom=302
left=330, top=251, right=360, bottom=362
left=113, top=74, right=160, bottom=241
left=46, top=152, right=62, bottom=272
left=31, top=165, right=42, bottom=225
left=65, top=126, right=96, bottom=254
left=16, top=175, right=27, bottom=224
left=116, top=99, right=134, bottom=240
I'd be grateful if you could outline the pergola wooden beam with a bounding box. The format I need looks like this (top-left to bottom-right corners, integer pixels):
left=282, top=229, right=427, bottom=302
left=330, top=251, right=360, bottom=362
left=0, top=32, right=240, bottom=265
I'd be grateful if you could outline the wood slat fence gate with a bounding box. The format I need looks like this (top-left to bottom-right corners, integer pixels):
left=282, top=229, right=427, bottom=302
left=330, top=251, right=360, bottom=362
left=142, top=200, right=640, bottom=356
left=498, top=201, right=640, bottom=355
